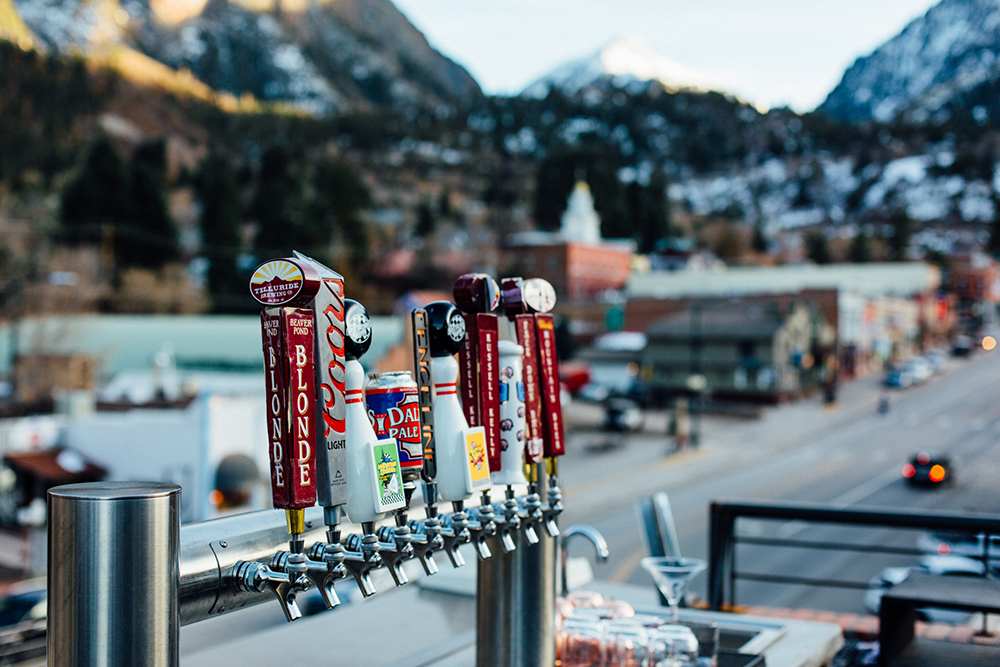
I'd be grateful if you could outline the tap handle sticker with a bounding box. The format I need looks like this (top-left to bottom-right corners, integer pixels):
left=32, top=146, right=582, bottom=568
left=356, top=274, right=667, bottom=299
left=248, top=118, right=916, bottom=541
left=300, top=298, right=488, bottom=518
left=515, top=314, right=545, bottom=464
left=411, top=308, right=436, bottom=482
left=250, top=258, right=321, bottom=307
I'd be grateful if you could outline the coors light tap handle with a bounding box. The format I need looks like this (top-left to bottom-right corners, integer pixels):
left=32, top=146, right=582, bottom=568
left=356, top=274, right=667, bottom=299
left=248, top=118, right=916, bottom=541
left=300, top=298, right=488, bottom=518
left=251, top=257, right=322, bottom=553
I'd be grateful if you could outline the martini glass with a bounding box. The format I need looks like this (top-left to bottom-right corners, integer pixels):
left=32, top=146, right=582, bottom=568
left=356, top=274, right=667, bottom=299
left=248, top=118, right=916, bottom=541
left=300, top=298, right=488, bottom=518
left=640, top=556, right=707, bottom=623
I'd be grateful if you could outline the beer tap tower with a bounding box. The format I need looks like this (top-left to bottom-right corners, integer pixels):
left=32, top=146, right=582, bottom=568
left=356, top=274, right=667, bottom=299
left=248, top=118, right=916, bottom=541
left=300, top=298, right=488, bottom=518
left=46, top=262, right=573, bottom=667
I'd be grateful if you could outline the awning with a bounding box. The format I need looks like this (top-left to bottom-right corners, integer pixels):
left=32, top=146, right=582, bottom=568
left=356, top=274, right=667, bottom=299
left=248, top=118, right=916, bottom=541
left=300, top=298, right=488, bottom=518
left=4, top=448, right=107, bottom=485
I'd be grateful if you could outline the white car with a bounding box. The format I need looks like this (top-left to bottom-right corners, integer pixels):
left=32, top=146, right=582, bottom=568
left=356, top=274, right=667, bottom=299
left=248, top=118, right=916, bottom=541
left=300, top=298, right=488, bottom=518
left=902, top=357, right=933, bottom=384
left=863, top=555, right=985, bottom=623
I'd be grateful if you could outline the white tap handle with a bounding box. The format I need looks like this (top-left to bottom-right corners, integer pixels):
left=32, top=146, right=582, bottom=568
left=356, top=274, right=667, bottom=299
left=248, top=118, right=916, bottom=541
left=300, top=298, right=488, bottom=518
left=344, top=359, right=385, bottom=523
left=432, top=356, right=492, bottom=501
left=493, top=340, right=528, bottom=486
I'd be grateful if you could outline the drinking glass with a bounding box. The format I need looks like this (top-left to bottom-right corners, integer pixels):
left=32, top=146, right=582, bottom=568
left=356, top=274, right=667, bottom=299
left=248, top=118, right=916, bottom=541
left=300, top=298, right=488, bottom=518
left=639, top=557, right=707, bottom=622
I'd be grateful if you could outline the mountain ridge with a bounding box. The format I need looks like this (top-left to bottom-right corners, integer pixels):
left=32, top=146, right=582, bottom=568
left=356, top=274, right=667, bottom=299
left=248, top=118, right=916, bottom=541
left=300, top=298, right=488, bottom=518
left=9, top=0, right=482, bottom=114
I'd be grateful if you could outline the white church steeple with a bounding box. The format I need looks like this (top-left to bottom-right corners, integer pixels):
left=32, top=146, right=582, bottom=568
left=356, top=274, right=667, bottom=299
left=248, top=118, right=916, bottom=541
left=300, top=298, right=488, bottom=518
left=559, top=181, right=601, bottom=244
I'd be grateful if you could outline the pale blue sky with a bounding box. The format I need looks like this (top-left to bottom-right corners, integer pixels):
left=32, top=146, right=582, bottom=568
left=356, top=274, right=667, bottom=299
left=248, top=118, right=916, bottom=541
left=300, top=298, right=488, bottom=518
left=392, top=0, right=942, bottom=112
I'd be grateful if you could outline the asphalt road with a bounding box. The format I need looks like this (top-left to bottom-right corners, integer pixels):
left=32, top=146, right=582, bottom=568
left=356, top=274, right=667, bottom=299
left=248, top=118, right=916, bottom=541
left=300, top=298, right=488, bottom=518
left=179, top=348, right=1000, bottom=659
left=557, top=348, right=1000, bottom=615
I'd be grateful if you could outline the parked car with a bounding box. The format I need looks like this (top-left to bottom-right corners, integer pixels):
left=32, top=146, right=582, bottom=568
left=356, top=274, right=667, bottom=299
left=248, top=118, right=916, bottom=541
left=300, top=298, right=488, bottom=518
left=602, top=397, right=644, bottom=432
left=902, top=451, right=952, bottom=487
left=902, top=356, right=933, bottom=384
left=0, top=579, right=47, bottom=665
left=883, top=365, right=913, bottom=389
left=952, top=335, right=973, bottom=357
left=924, top=349, right=948, bottom=374
left=917, top=531, right=1000, bottom=563
left=863, top=555, right=985, bottom=623
left=884, top=364, right=913, bottom=389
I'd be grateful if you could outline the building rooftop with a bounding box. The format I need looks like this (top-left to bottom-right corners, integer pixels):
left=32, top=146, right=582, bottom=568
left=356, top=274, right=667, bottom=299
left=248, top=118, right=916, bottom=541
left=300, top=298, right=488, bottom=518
left=627, top=262, right=940, bottom=300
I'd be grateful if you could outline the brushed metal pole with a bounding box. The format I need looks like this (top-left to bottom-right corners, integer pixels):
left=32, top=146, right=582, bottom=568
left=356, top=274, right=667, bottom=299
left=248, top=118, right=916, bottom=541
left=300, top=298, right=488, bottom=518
left=475, top=468, right=555, bottom=667
left=48, top=482, right=181, bottom=667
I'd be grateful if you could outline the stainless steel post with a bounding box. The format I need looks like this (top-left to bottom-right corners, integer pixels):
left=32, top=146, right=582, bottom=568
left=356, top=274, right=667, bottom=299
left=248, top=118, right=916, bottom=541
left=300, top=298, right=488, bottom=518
left=48, top=481, right=181, bottom=667
left=476, top=466, right=555, bottom=667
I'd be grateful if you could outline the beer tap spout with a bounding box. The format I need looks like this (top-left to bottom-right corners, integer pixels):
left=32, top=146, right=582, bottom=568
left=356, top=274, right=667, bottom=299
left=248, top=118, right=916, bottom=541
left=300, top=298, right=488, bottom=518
left=519, top=490, right=544, bottom=546
left=375, top=524, right=413, bottom=587
left=439, top=505, right=471, bottom=568
left=306, top=539, right=348, bottom=610
left=543, top=482, right=564, bottom=538
left=272, top=549, right=342, bottom=611
left=408, top=517, right=443, bottom=576
left=342, top=527, right=382, bottom=598
left=496, top=490, right=522, bottom=554
left=466, top=502, right=495, bottom=561
left=233, top=558, right=310, bottom=622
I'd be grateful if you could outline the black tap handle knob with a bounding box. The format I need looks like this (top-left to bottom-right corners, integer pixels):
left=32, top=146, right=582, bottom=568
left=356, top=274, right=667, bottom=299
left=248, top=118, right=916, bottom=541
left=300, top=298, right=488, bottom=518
left=424, top=301, right=467, bottom=358
left=344, top=299, right=372, bottom=361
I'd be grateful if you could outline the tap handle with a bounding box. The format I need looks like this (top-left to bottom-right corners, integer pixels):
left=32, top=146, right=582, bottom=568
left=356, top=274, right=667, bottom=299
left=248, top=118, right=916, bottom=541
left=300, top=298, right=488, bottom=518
left=234, top=560, right=307, bottom=622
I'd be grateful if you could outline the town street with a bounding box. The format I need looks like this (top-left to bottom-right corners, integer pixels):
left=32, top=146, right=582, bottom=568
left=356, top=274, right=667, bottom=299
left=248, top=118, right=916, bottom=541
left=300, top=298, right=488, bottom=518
left=560, top=348, right=1000, bottom=613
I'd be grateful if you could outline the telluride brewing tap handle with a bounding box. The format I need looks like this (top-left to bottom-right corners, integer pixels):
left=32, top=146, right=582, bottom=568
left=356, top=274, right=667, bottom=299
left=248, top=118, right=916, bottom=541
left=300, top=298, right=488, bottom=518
left=250, top=257, right=321, bottom=554
left=249, top=256, right=322, bottom=619
left=410, top=308, right=444, bottom=574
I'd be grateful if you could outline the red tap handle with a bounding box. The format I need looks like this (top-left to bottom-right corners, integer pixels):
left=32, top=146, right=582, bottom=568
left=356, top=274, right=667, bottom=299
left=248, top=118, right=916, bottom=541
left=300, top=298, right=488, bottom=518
left=262, top=307, right=318, bottom=510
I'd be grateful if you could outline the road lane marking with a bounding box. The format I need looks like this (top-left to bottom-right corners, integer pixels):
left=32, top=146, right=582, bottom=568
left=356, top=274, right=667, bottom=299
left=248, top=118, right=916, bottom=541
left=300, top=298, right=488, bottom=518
left=829, top=465, right=901, bottom=506
left=611, top=547, right=646, bottom=583
left=561, top=447, right=709, bottom=501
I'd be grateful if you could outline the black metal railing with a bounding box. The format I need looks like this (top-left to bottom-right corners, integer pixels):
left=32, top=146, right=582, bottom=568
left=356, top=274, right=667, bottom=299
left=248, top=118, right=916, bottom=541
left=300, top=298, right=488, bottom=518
left=707, top=499, right=1000, bottom=610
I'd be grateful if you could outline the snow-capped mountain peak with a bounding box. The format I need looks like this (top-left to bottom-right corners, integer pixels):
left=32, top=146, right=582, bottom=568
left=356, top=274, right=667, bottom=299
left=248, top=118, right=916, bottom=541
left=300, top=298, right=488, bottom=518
left=820, top=0, right=1000, bottom=123
left=522, top=36, right=714, bottom=98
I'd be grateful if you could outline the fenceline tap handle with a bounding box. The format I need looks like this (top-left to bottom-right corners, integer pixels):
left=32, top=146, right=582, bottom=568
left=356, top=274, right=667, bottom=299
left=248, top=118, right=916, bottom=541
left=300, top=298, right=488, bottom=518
left=440, top=509, right=471, bottom=568
left=341, top=532, right=381, bottom=598
left=519, top=492, right=544, bottom=545
left=233, top=559, right=309, bottom=622
left=375, top=525, right=414, bottom=587
left=465, top=505, right=495, bottom=561
left=543, top=484, right=564, bottom=538
left=408, top=518, right=442, bottom=575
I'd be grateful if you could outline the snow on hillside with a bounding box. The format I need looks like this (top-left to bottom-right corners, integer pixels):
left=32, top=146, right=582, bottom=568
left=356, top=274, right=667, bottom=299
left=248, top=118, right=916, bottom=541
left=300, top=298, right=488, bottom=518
left=522, top=36, right=715, bottom=98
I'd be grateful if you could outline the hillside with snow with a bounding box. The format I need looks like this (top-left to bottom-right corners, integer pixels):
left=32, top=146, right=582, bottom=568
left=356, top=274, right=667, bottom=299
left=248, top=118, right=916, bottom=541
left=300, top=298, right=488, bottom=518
left=522, top=37, right=718, bottom=99
left=820, top=0, right=1000, bottom=124
left=9, top=0, right=481, bottom=115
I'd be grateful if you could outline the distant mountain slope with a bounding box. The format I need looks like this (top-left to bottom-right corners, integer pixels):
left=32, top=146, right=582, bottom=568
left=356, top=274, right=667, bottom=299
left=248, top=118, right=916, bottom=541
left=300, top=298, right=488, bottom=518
left=0, top=0, right=33, bottom=47
left=10, top=0, right=482, bottom=114
left=522, top=37, right=716, bottom=99
left=820, top=0, right=1000, bottom=123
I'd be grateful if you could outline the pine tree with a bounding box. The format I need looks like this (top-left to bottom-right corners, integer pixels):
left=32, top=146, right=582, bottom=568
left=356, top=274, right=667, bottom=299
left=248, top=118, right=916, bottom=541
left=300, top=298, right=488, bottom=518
left=988, top=192, right=1000, bottom=258
left=60, top=135, right=130, bottom=246
left=198, top=155, right=245, bottom=311
left=889, top=206, right=912, bottom=261
left=848, top=228, right=873, bottom=263
left=124, top=139, right=179, bottom=270
left=252, top=145, right=300, bottom=258
left=311, top=158, right=372, bottom=263
left=805, top=231, right=832, bottom=264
